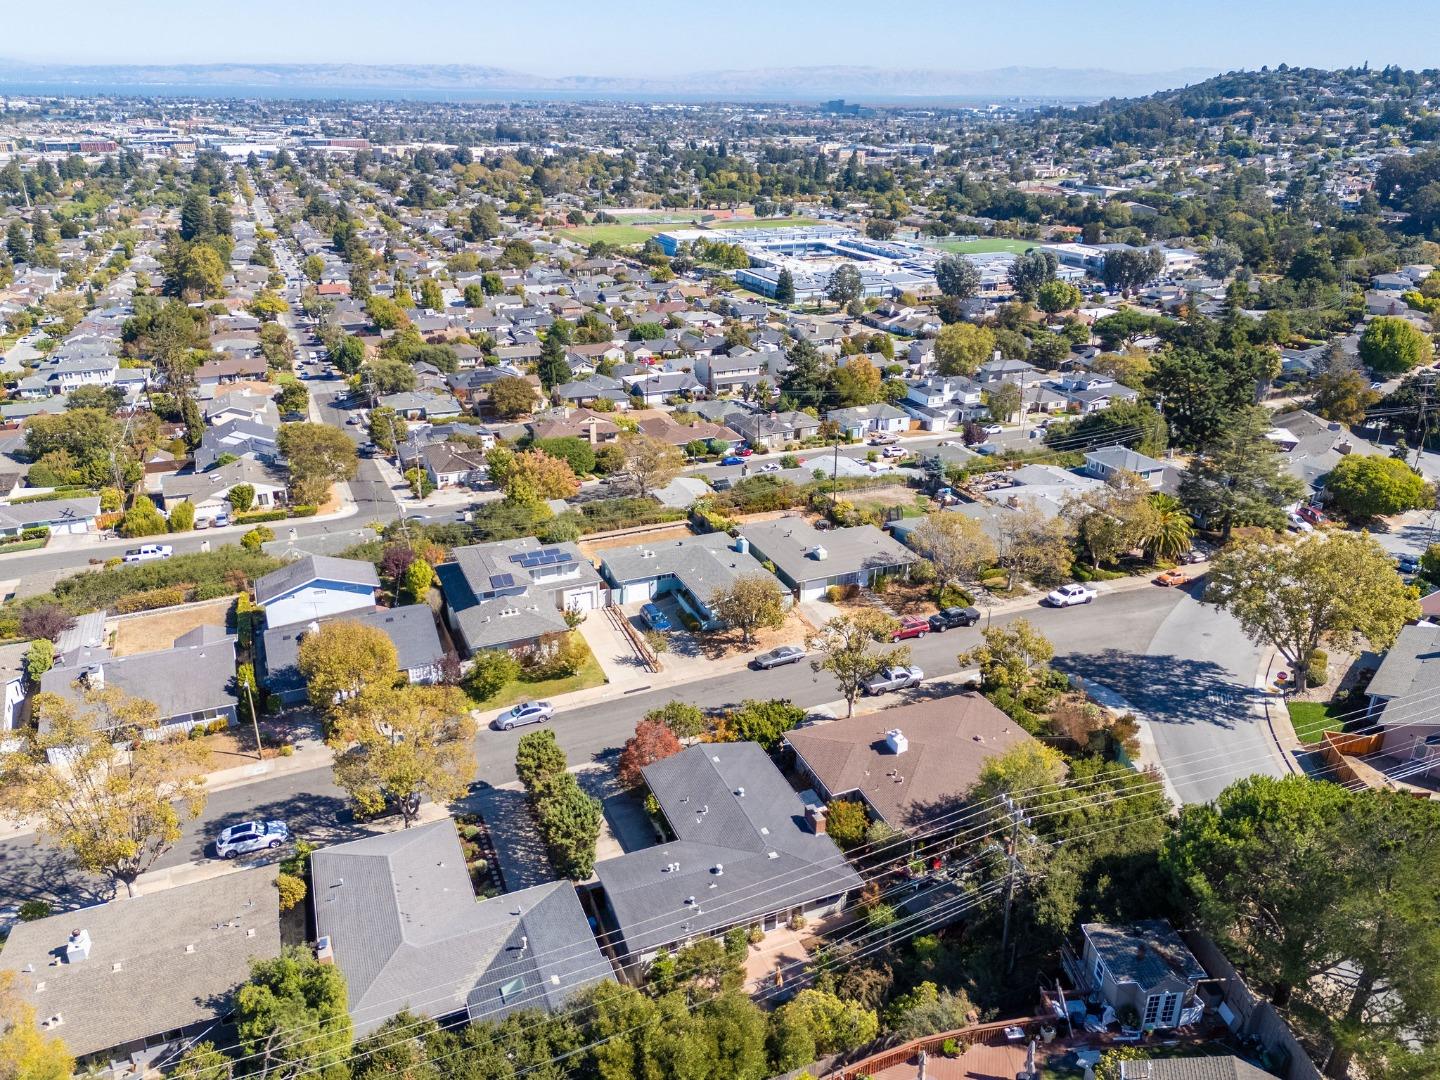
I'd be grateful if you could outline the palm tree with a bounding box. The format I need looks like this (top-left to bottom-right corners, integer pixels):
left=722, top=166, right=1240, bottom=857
left=1145, top=494, right=1195, bottom=561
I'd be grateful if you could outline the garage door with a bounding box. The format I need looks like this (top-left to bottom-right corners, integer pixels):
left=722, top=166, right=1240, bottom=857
left=564, top=586, right=599, bottom=611
left=618, top=581, right=655, bottom=606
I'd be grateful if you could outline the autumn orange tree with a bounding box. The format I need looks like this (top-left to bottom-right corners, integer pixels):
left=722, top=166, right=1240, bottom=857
left=618, top=718, right=682, bottom=788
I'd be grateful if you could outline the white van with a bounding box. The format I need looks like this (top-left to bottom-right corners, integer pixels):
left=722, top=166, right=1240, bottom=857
left=122, top=544, right=173, bottom=564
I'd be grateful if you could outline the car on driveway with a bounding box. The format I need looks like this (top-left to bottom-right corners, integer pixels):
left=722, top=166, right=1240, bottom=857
left=1395, top=553, right=1421, bottom=575
left=751, top=644, right=807, bottom=670
left=737, top=447, right=754, bottom=457
left=493, top=700, right=554, bottom=731
left=1045, top=583, right=1097, bottom=607
left=862, top=665, right=925, bottom=696
left=640, top=603, right=672, bottom=631
left=928, top=606, right=981, bottom=631
left=1153, top=568, right=1190, bottom=587
left=721, top=455, right=744, bottom=466
left=891, top=615, right=931, bottom=641
left=1286, top=512, right=1314, bottom=533
left=1298, top=505, right=1329, bottom=526
left=215, top=820, right=289, bottom=860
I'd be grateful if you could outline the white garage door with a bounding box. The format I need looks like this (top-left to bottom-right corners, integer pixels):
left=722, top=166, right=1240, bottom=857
left=564, top=586, right=599, bottom=611
left=618, top=581, right=655, bottom=606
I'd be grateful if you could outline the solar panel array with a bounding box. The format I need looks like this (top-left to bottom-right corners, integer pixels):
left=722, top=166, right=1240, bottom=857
left=508, top=547, right=575, bottom=569
left=488, top=573, right=516, bottom=590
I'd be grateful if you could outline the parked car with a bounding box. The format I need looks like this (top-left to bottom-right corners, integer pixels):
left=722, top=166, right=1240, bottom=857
left=1045, top=583, right=1097, bottom=607
left=212, top=513, right=230, bottom=528
left=640, top=603, right=672, bottom=631
left=1298, top=505, right=1329, bottom=526
left=868, top=432, right=898, bottom=445
left=751, top=645, right=807, bottom=670
left=737, top=448, right=754, bottom=457
left=721, top=455, right=745, bottom=466
left=1286, top=512, right=1314, bottom=533
left=214, top=820, right=289, bottom=860
left=891, top=615, right=931, bottom=641
left=981, top=424, right=1004, bottom=435
left=974, top=444, right=1000, bottom=456
left=862, top=665, right=925, bottom=696
left=1179, top=549, right=1206, bottom=565
left=492, top=700, right=554, bottom=731
left=1395, top=553, right=1421, bottom=575
left=882, top=445, right=907, bottom=459
left=1153, top=568, right=1190, bottom=587
left=928, top=606, right=981, bottom=631
left=760, top=462, right=783, bottom=473
left=122, top=543, right=173, bottom=564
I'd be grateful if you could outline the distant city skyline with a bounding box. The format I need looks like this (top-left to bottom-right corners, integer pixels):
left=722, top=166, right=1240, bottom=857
left=10, top=0, right=1439, bottom=79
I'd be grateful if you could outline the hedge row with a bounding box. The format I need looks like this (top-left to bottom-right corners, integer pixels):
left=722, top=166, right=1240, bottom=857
left=27, top=547, right=285, bottom=616
left=236, top=504, right=318, bottom=525
left=114, top=584, right=193, bottom=614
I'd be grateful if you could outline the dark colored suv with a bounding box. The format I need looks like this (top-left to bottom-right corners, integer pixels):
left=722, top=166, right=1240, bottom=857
left=928, top=606, right=981, bottom=632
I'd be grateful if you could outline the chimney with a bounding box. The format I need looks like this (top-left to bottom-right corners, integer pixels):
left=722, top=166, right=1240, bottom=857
left=733, top=535, right=750, bottom=555
left=315, top=936, right=334, bottom=965
left=64, top=929, right=91, bottom=963
left=885, top=728, right=908, bottom=755
left=806, top=806, right=827, bottom=835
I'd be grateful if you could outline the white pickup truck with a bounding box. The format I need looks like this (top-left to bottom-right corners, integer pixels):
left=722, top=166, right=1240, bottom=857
left=122, top=543, right=173, bottom=564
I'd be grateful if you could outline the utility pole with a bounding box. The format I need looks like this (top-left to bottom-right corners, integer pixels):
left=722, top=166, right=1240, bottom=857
left=998, top=794, right=1030, bottom=966
left=1413, top=373, right=1435, bottom=472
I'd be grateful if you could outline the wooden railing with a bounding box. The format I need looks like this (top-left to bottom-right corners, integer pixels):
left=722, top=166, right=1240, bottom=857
left=606, top=603, right=660, bottom=674
left=824, top=1015, right=1051, bottom=1080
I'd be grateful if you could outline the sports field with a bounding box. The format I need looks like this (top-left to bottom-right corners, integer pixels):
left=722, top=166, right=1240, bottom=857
left=568, top=215, right=824, bottom=247
left=567, top=224, right=661, bottom=246
left=929, top=237, right=1041, bottom=255
left=706, top=216, right=822, bottom=230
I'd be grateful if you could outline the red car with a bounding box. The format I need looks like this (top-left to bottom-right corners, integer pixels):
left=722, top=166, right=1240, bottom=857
left=738, top=447, right=754, bottom=457
left=892, top=616, right=931, bottom=641
left=1298, top=505, right=1328, bottom=526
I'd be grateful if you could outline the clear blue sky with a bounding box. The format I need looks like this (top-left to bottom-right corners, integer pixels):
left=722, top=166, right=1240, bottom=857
left=13, top=0, right=1440, bottom=74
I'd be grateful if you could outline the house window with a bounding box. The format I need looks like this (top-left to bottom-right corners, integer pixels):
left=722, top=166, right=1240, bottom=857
left=1142, top=994, right=1161, bottom=1027
left=1092, top=957, right=1107, bottom=985
left=499, top=976, right=526, bottom=1003
left=1160, top=992, right=1182, bottom=1027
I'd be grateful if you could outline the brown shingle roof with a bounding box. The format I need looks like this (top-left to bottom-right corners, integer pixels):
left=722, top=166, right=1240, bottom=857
left=785, top=694, right=1036, bottom=827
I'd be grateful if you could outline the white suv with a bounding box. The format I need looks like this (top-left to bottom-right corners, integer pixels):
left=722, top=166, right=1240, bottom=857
left=1045, top=583, right=1098, bottom=608
left=214, top=820, right=290, bottom=859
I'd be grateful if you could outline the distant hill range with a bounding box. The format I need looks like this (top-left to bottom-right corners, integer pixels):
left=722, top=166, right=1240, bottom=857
left=0, top=60, right=1220, bottom=101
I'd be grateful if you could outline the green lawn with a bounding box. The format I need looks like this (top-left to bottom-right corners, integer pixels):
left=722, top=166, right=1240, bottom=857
left=1287, top=700, right=1347, bottom=744
left=930, top=237, right=1041, bottom=255
left=475, top=635, right=607, bottom=713
left=567, top=224, right=661, bottom=247
left=707, top=216, right=821, bottom=230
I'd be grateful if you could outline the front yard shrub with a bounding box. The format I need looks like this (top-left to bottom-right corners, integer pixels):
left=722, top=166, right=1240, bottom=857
left=465, top=650, right=520, bottom=701
left=113, top=584, right=192, bottom=614
left=1307, top=649, right=1329, bottom=687
left=274, top=872, right=307, bottom=912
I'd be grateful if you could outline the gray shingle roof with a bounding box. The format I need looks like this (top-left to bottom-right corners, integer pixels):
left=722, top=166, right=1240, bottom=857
left=1084, top=920, right=1206, bottom=994
left=259, top=605, right=445, bottom=698
left=600, top=533, right=772, bottom=606
left=1366, top=622, right=1440, bottom=701
left=40, top=636, right=237, bottom=728
left=310, top=820, right=608, bottom=1034
left=739, top=520, right=916, bottom=586
left=254, top=555, right=381, bottom=606
left=0, top=866, right=280, bottom=1057
left=1120, top=1057, right=1275, bottom=1080
left=594, top=743, right=862, bottom=958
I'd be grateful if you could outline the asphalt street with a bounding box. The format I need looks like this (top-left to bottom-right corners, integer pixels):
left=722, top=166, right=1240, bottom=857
left=0, top=582, right=1283, bottom=911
